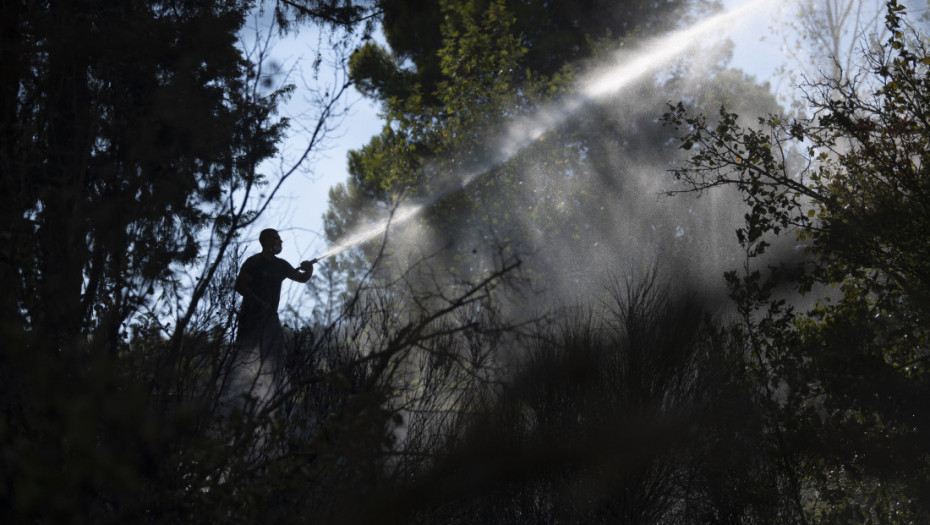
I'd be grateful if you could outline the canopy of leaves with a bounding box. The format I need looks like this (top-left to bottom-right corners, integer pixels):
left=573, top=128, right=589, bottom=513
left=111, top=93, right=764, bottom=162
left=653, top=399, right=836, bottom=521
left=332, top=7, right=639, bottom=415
left=351, top=0, right=694, bottom=104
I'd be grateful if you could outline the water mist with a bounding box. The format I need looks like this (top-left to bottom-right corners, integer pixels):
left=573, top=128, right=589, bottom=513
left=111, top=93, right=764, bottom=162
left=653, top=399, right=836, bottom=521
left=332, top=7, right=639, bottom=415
left=312, top=0, right=770, bottom=263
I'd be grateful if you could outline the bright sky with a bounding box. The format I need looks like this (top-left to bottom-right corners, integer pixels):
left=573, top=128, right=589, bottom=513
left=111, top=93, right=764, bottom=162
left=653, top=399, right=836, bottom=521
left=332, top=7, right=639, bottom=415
left=247, top=0, right=786, bottom=274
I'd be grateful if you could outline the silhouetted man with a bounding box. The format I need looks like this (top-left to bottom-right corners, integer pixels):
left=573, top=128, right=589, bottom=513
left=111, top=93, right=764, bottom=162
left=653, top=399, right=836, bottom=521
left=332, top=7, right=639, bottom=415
left=235, top=228, right=315, bottom=364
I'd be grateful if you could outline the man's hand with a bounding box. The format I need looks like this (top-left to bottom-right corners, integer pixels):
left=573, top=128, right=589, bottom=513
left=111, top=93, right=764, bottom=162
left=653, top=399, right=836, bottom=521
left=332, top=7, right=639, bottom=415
left=288, top=260, right=315, bottom=283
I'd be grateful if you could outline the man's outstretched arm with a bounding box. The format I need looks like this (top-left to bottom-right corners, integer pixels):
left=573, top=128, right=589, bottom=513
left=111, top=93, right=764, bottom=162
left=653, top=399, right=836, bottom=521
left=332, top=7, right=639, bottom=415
left=288, top=260, right=315, bottom=284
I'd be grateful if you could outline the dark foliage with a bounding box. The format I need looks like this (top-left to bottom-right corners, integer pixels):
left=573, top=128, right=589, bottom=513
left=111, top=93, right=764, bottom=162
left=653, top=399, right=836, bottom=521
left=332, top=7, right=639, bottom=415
left=664, top=1, right=930, bottom=520
left=4, top=0, right=929, bottom=522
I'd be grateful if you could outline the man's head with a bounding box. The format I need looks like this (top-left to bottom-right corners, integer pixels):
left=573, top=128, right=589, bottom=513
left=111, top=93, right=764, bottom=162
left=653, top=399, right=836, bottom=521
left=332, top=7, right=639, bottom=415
left=259, top=228, right=283, bottom=255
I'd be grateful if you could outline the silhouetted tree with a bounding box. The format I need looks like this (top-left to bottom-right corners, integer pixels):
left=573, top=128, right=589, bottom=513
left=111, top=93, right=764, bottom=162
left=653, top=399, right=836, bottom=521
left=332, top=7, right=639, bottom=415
left=665, top=1, right=930, bottom=519
left=0, top=0, right=366, bottom=521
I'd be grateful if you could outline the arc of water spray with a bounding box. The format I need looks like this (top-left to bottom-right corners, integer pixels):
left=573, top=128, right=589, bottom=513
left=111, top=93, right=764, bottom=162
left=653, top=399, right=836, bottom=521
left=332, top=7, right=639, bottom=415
left=311, top=0, right=769, bottom=262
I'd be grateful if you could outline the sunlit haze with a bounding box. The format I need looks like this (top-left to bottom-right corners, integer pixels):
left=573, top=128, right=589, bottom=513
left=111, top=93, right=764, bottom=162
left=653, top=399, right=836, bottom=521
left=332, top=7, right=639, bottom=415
left=314, top=0, right=772, bottom=262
